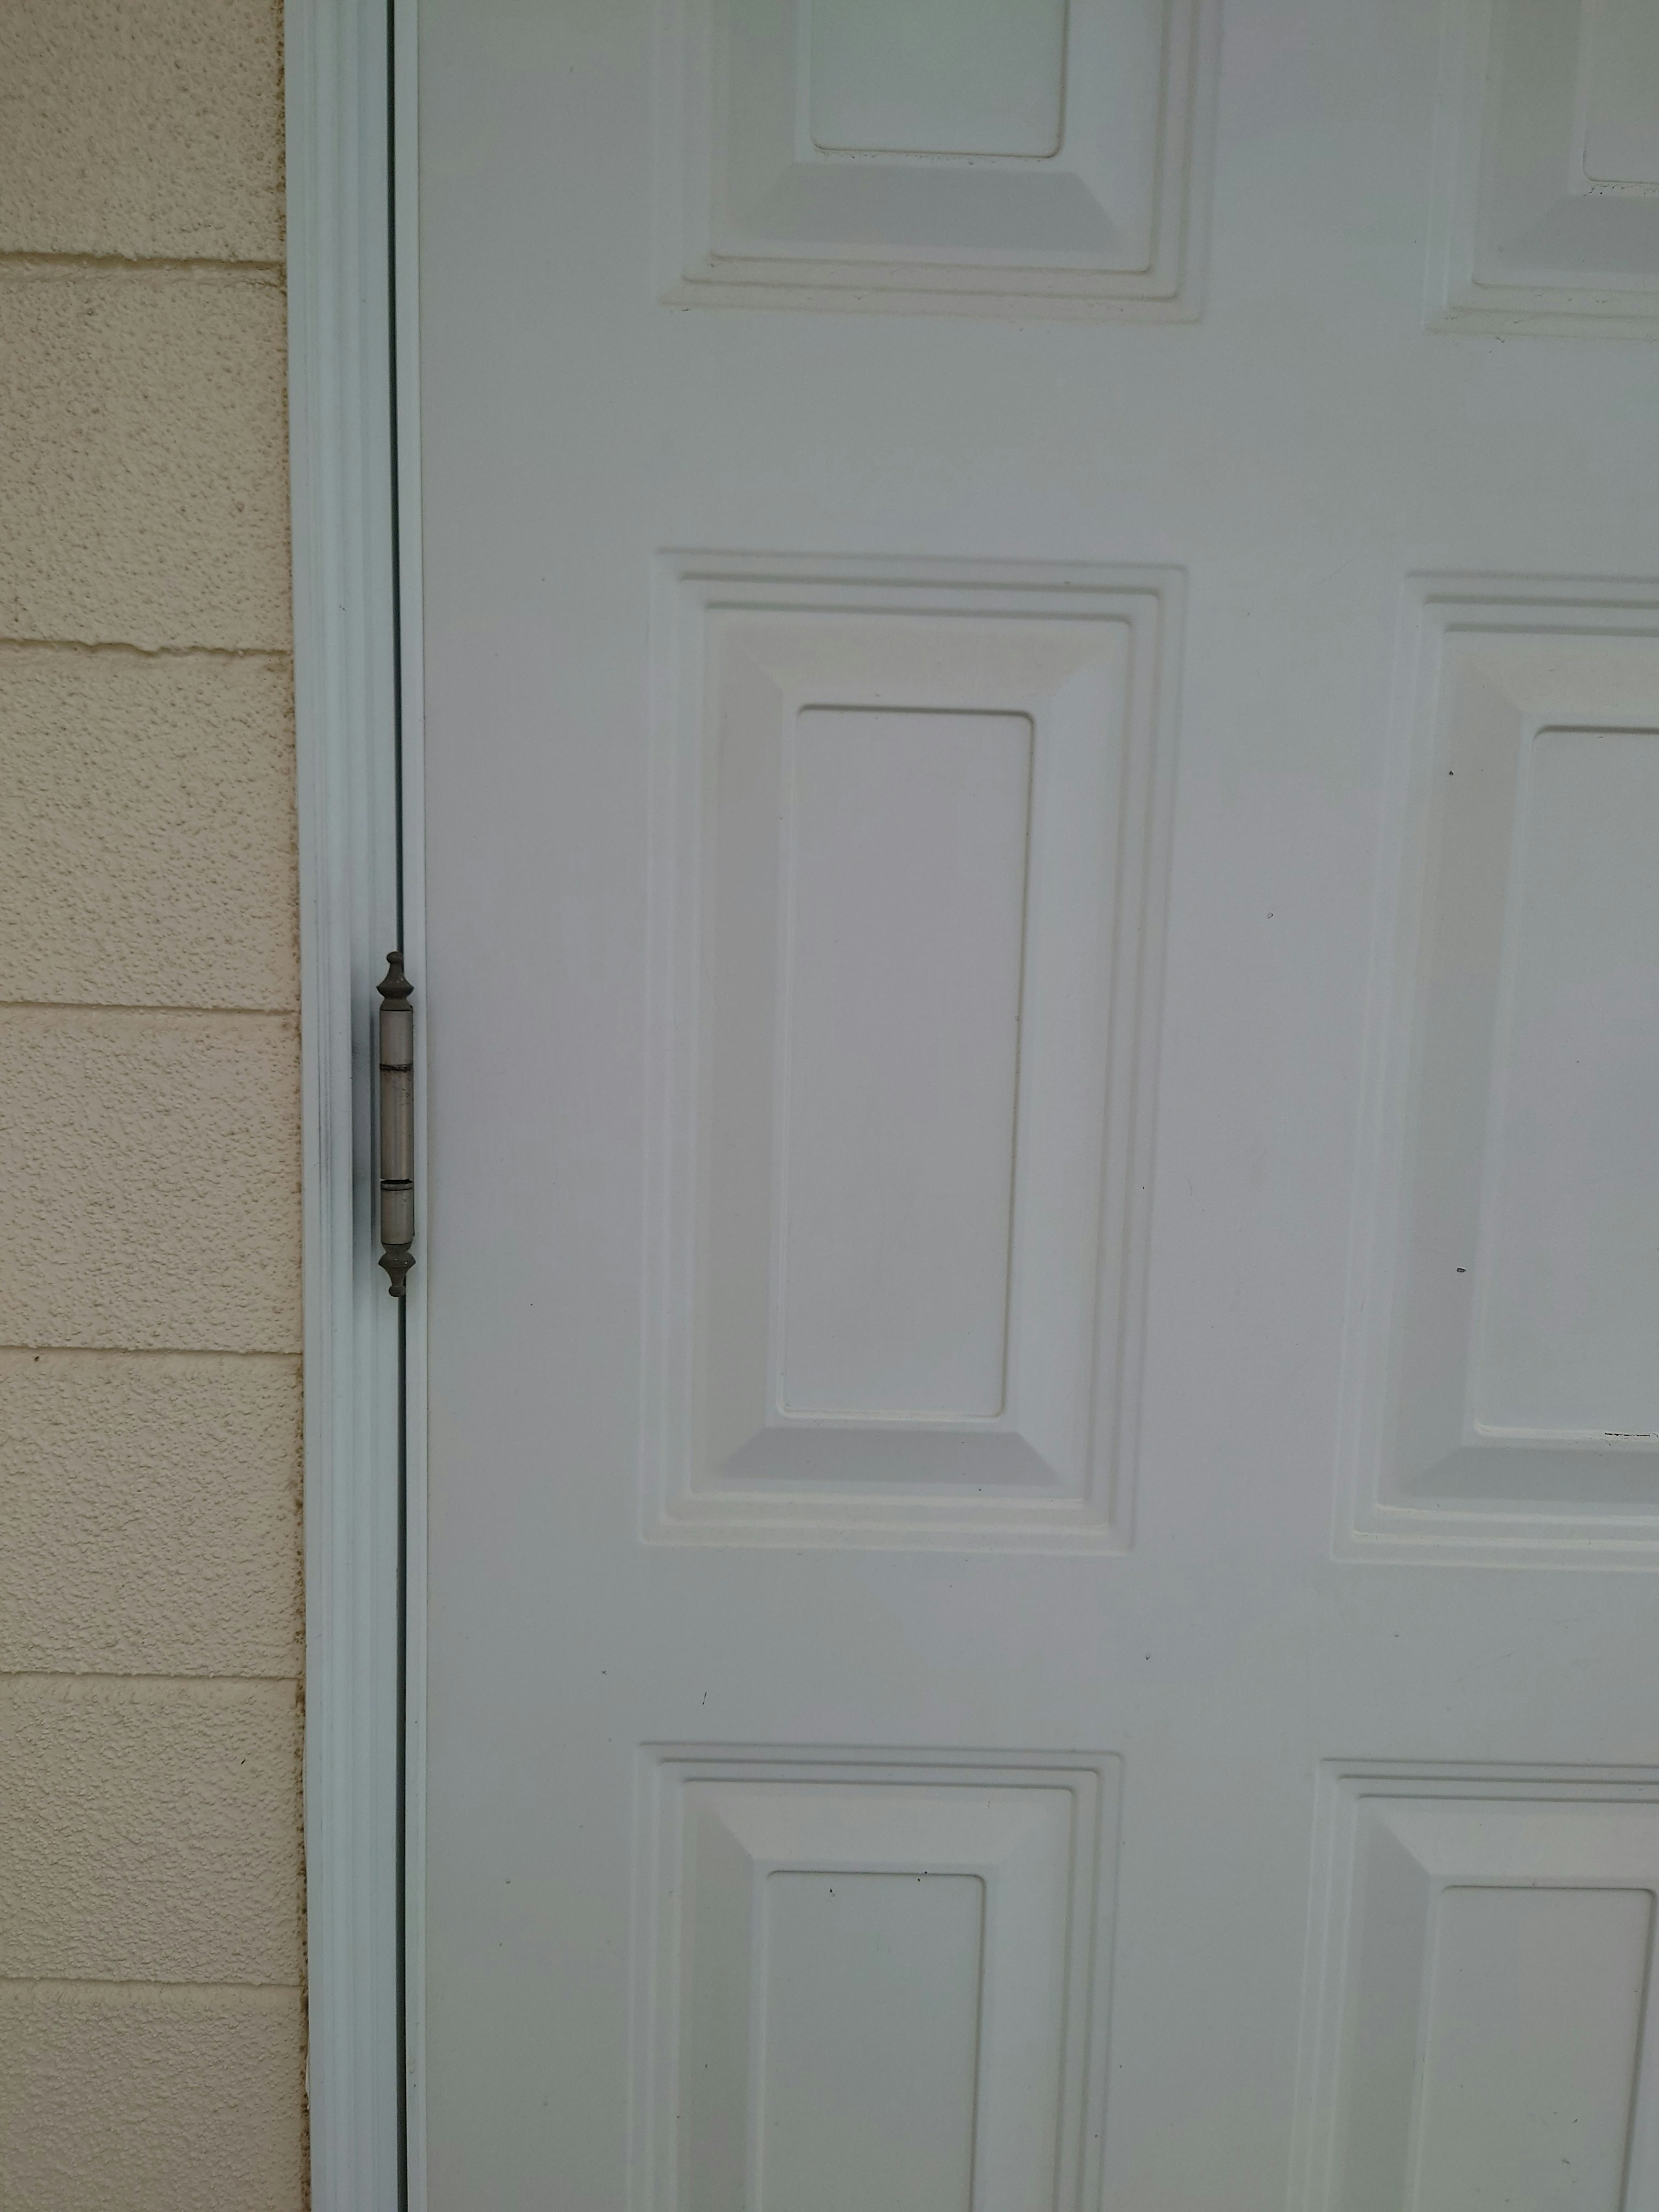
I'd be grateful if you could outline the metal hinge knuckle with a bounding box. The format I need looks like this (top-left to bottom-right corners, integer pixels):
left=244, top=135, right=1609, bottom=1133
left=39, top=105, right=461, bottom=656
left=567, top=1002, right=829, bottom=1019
left=377, top=951, right=415, bottom=1297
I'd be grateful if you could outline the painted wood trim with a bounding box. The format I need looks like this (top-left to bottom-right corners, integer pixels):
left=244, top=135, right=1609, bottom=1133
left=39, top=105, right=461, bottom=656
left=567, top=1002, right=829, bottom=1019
left=392, top=0, right=430, bottom=2202
left=286, top=0, right=414, bottom=2202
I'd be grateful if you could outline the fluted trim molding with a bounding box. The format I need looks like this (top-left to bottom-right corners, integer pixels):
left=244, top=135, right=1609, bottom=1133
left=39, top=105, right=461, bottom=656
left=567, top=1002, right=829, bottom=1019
left=286, top=0, right=422, bottom=2201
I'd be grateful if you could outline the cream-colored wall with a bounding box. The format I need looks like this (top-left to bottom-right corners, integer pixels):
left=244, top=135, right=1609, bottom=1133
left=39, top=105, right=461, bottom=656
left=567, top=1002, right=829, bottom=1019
left=0, top=2, right=305, bottom=2204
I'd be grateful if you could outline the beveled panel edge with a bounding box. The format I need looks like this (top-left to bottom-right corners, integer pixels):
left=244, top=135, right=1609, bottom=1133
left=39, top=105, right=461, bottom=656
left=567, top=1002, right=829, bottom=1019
left=1425, top=0, right=1659, bottom=336
left=1288, top=1759, right=1659, bottom=2212
left=653, top=0, right=1219, bottom=319
left=1335, top=574, right=1659, bottom=1567
left=640, top=553, right=1186, bottom=1551
left=626, top=1743, right=1124, bottom=2212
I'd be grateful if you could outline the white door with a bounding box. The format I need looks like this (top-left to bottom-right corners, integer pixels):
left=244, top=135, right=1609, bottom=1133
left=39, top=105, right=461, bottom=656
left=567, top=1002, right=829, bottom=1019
left=416, top=0, right=1659, bottom=2204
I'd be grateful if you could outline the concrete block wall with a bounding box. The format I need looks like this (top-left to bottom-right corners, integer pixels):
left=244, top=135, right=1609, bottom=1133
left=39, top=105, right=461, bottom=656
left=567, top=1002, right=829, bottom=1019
left=0, top=2, right=305, bottom=2203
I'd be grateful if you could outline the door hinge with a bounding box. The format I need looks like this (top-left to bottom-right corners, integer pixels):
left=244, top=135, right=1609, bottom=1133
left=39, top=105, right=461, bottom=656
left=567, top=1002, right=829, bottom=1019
left=377, top=951, right=415, bottom=1297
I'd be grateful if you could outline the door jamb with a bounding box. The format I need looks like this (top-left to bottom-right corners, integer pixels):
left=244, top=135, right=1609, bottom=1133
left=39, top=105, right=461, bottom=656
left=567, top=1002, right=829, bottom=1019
left=286, top=1, right=426, bottom=2204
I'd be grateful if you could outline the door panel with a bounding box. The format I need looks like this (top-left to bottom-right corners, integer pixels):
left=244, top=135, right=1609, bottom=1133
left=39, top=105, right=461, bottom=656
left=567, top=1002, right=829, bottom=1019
left=416, top=0, right=1659, bottom=2203
left=637, top=1751, right=1120, bottom=2212
left=643, top=559, right=1176, bottom=1546
left=1296, top=1771, right=1659, bottom=2212
left=658, top=0, right=1216, bottom=311
left=1431, top=0, right=1659, bottom=331
left=1341, top=587, right=1659, bottom=1558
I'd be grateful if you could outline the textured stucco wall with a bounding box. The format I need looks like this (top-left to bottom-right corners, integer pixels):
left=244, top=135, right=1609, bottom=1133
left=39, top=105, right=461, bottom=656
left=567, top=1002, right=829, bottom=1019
left=0, top=2, right=305, bottom=2204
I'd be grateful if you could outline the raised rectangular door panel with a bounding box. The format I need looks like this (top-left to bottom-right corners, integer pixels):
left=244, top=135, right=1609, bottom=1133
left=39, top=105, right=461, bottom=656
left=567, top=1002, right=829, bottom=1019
left=1341, top=582, right=1659, bottom=1562
left=1294, top=1768, right=1659, bottom=2212
left=643, top=557, right=1180, bottom=1548
left=1430, top=0, right=1659, bottom=330
left=657, top=0, right=1219, bottom=311
left=632, top=1750, right=1121, bottom=2212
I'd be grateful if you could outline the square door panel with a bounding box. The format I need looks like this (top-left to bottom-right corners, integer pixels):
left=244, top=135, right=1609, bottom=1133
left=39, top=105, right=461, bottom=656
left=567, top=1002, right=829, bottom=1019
left=656, top=0, right=1218, bottom=314
left=643, top=557, right=1182, bottom=1548
left=1294, top=1767, right=1659, bottom=2212
left=1341, top=582, right=1659, bottom=1563
left=632, top=1749, right=1122, bottom=2212
left=1429, top=0, right=1659, bottom=332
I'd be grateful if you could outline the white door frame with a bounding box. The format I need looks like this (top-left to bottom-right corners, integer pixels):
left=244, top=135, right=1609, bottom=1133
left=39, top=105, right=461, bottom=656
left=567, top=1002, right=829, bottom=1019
left=286, top=1, right=426, bottom=2204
